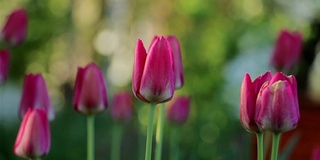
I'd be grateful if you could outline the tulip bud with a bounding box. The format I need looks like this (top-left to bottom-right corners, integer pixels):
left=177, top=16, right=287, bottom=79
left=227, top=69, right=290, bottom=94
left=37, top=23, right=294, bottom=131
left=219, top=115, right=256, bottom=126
left=255, top=72, right=300, bottom=133
left=110, top=91, right=134, bottom=122
left=167, top=95, right=191, bottom=124
left=0, top=8, right=28, bottom=46
left=167, top=36, right=184, bottom=89
left=132, top=36, right=175, bottom=103
left=0, top=49, right=10, bottom=84
left=14, top=108, right=51, bottom=159
left=73, top=63, right=108, bottom=115
left=270, top=30, right=303, bottom=72
left=19, top=74, right=55, bottom=120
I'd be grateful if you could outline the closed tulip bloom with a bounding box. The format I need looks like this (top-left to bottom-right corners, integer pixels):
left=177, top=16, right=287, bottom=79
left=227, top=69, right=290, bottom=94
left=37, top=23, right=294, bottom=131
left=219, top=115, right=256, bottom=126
left=167, top=36, right=184, bottom=89
left=167, top=95, right=191, bottom=124
left=110, top=91, right=134, bottom=122
left=132, top=36, right=175, bottom=103
left=0, top=49, right=10, bottom=84
left=240, top=71, right=272, bottom=133
left=0, top=8, right=28, bottom=45
left=19, top=74, right=55, bottom=120
left=14, top=108, right=51, bottom=159
left=255, top=72, right=300, bottom=133
left=270, top=30, right=303, bottom=71
left=73, top=63, right=108, bottom=115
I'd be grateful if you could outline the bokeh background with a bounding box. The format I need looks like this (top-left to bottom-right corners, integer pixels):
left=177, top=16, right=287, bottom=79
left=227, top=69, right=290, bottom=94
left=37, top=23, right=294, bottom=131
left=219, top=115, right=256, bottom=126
left=1, top=0, right=320, bottom=159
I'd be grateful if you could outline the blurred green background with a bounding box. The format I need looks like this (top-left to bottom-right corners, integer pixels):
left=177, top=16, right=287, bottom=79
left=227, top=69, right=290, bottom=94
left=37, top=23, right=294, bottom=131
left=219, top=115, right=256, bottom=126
left=0, top=0, right=320, bottom=159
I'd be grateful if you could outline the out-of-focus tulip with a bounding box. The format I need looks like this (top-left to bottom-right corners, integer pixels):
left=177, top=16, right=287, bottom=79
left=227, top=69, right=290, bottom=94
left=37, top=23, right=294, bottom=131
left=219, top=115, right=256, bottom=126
left=255, top=72, right=300, bottom=133
left=312, top=147, right=320, bottom=160
left=270, top=30, right=303, bottom=72
left=110, top=91, right=134, bottom=122
left=0, top=49, right=10, bottom=84
left=19, top=74, right=55, bottom=120
left=240, top=71, right=272, bottom=133
left=14, top=108, right=50, bottom=159
left=0, top=8, right=28, bottom=45
left=167, top=95, right=191, bottom=124
left=73, top=63, right=108, bottom=115
left=132, top=36, right=175, bottom=104
left=167, top=36, right=184, bottom=89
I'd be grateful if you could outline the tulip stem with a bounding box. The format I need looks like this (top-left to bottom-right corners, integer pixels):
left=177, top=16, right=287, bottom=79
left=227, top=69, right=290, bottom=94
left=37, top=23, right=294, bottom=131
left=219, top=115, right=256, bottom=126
left=145, top=103, right=157, bottom=160
left=87, top=115, right=95, bottom=160
left=170, top=126, right=180, bottom=160
left=256, top=133, right=264, bottom=160
left=111, top=123, right=122, bottom=160
left=271, top=133, right=281, bottom=160
left=155, top=103, right=165, bottom=160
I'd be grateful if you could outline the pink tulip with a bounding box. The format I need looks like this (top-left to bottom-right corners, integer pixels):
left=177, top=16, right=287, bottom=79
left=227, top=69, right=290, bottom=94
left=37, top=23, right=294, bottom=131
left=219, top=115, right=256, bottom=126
left=167, top=36, right=184, bottom=89
left=312, top=147, right=320, bottom=160
left=110, top=91, right=134, bottom=122
left=19, top=74, right=55, bottom=120
left=240, top=71, right=272, bottom=133
left=0, top=8, right=28, bottom=45
left=73, top=63, right=108, bottom=115
left=255, top=72, right=300, bottom=133
left=167, top=95, right=191, bottom=124
left=14, top=108, right=50, bottom=159
left=0, top=49, right=10, bottom=84
left=270, top=30, right=303, bottom=72
left=132, top=36, right=175, bottom=104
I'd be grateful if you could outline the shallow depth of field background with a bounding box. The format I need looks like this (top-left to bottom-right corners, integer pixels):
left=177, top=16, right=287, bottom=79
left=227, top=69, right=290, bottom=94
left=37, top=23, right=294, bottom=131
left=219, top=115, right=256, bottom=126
left=1, top=0, right=320, bottom=159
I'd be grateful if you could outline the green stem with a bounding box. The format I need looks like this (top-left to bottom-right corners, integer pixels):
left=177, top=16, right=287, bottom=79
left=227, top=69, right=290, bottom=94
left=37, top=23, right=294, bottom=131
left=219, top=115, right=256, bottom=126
left=271, top=133, right=281, bottom=160
left=170, top=126, right=180, bottom=160
left=87, top=115, right=95, bottom=160
left=145, top=103, right=157, bottom=160
left=256, top=133, right=264, bottom=160
left=111, top=123, right=122, bottom=160
left=155, top=103, right=165, bottom=160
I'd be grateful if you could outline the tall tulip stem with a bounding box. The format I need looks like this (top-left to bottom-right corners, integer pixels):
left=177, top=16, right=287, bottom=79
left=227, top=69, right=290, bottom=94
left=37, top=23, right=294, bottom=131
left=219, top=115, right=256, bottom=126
left=271, top=133, right=281, bottom=160
left=155, top=103, right=165, bottom=160
left=111, top=123, right=122, bottom=160
left=145, top=103, right=157, bottom=160
left=256, top=133, right=264, bottom=160
left=87, top=115, right=95, bottom=160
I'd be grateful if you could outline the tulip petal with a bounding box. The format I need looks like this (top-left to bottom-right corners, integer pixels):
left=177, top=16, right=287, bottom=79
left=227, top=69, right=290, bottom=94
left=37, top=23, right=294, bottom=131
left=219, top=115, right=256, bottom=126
left=0, top=49, right=10, bottom=84
left=253, top=71, right=272, bottom=94
left=167, top=36, right=184, bottom=89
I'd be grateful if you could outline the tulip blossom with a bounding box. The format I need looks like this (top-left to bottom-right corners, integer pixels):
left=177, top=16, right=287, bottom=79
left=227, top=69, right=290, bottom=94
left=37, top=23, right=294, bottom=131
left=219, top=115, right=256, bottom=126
left=167, top=95, right=191, bottom=124
left=132, top=36, right=175, bottom=104
left=167, top=36, right=184, bottom=89
left=0, top=8, right=28, bottom=45
left=73, top=63, right=108, bottom=115
left=14, top=108, right=50, bottom=159
left=270, top=30, right=303, bottom=72
left=0, top=49, right=10, bottom=84
left=19, top=74, right=55, bottom=120
left=255, top=72, right=300, bottom=133
left=110, top=91, right=134, bottom=122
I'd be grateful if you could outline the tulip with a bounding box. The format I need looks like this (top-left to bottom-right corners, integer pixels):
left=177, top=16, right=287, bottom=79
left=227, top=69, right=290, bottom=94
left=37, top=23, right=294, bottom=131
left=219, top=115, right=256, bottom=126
left=167, top=95, right=191, bottom=125
left=312, top=147, right=320, bottom=160
left=270, top=30, right=303, bottom=72
left=0, top=8, right=28, bottom=46
left=167, top=36, right=184, bottom=89
left=132, top=36, right=175, bottom=104
left=19, top=74, right=55, bottom=121
left=73, top=63, right=108, bottom=115
left=14, top=108, right=50, bottom=159
left=0, top=49, right=10, bottom=84
left=110, top=91, right=134, bottom=122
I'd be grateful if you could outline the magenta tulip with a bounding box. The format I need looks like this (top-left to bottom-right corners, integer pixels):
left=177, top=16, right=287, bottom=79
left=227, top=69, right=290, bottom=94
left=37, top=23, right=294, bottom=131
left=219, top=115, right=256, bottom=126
left=240, top=71, right=272, bottom=133
left=270, top=30, right=303, bottom=72
left=110, top=91, right=134, bottom=122
left=167, top=95, right=191, bottom=124
left=132, top=36, right=175, bottom=103
left=255, top=72, right=300, bottom=133
left=0, top=8, right=28, bottom=45
left=312, top=147, right=320, bottom=160
left=14, top=108, right=50, bottom=159
left=19, top=74, right=55, bottom=121
left=167, top=36, right=184, bottom=89
left=73, top=63, right=108, bottom=115
left=0, top=49, right=10, bottom=84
